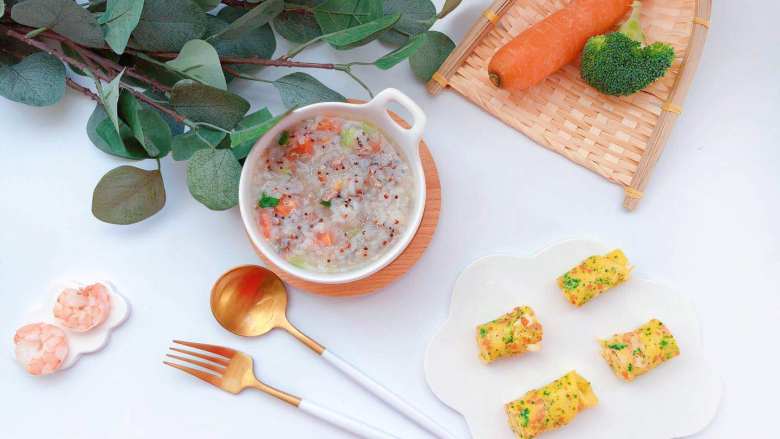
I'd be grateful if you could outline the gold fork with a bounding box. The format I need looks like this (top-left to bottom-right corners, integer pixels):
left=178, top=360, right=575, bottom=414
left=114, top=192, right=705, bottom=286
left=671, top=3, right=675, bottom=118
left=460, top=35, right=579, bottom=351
left=165, top=340, right=400, bottom=439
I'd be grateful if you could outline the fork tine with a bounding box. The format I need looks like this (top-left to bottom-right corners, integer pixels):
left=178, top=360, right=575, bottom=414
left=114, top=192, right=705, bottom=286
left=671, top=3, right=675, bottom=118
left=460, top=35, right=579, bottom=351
left=173, top=340, right=236, bottom=358
left=163, top=361, right=222, bottom=387
left=170, top=347, right=230, bottom=367
left=166, top=354, right=227, bottom=375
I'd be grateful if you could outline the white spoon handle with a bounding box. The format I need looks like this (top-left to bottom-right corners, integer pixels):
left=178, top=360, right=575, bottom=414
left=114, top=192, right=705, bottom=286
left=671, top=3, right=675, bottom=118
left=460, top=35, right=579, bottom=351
left=322, top=350, right=458, bottom=439
left=299, top=399, right=399, bottom=439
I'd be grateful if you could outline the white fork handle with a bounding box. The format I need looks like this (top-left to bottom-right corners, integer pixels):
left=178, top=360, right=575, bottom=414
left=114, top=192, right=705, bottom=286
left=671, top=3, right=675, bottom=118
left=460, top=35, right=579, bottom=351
left=323, top=350, right=458, bottom=439
left=299, top=399, right=400, bottom=439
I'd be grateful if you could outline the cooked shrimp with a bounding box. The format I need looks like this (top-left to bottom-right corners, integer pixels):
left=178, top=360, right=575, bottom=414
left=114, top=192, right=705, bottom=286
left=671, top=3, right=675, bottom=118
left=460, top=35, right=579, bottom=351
left=53, top=283, right=112, bottom=332
left=14, top=323, right=69, bottom=375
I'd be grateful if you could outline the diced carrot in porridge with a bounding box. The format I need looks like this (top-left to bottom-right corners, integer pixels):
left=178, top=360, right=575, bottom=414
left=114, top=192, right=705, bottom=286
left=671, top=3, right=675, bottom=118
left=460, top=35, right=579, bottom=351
left=253, top=115, right=415, bottom=273
left=260, top=212, right=272, bottom=239
left=316, top=232, right=333, bottom=246
left=287, top=138, right=314, bottom=158
left=317, top=118, right=341, bottom=132
left=275, top=197, right=297, bottom=217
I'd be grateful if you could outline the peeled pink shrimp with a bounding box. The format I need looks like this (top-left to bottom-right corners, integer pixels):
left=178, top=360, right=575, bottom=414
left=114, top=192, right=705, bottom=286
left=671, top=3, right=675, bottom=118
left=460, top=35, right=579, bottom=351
left=14, top=323, right=69, bottom=375
left=53, top=283, right=112, bottom=332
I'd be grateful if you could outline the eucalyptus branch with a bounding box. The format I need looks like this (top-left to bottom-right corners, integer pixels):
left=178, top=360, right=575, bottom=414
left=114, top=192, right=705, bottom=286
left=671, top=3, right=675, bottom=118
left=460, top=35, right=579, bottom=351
left=220, top=0, right=315, bottom=14
left=342, top=68, right=374, bottom=98
left=193, top=122, right=233, bottom=134
left=143, top=51, right=341, bottom=70
left=285, top=32, right=335, bottom=59
left=66, top=78, right=100, bottom=102
left=3, top=28, right=190, bottom=126
left=86, top=50, right=173, bottom=93
left=64, top=40, right=105, bottom=75
left=222, top=66, right=274, bottom=84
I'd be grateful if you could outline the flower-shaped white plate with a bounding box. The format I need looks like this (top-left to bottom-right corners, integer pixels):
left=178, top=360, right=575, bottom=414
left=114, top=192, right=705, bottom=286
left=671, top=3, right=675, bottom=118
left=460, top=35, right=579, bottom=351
left=425, top=240, right=721, bottom=439
left=12, top=279, right=130, bottom=371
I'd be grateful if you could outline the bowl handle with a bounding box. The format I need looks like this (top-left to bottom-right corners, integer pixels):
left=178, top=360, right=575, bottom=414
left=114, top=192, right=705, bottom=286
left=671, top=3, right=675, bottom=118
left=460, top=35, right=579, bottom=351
left=365, top=88, right=426, bottom=154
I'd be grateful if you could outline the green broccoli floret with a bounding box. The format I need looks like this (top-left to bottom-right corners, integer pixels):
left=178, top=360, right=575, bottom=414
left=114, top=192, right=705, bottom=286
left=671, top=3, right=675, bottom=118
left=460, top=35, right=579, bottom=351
left=580, top=1, right=675, bottom=96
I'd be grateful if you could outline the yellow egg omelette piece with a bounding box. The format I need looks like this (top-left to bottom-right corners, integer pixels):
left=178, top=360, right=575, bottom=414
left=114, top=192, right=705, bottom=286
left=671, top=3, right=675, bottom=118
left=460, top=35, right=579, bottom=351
left=600, top=318, right=680, bottom=381
left=476, top=306, right=543, bottom=363
left=557, top=249, right=631, bottom=306
left=505, top=371, right=598, bottom=439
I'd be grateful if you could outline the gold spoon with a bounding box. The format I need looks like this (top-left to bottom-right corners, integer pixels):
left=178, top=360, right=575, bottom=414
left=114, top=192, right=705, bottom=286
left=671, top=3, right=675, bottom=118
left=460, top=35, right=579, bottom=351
left=211, top=265, right=457, bottom=439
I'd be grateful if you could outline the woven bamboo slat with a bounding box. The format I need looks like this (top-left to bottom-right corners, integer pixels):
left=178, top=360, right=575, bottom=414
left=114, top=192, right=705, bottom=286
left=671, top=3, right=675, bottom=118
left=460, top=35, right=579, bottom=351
left=427, top=0, right=711, bottom=210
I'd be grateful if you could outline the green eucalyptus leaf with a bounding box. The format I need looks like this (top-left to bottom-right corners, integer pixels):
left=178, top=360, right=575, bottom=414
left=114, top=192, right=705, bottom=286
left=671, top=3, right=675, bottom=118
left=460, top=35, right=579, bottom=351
left=187, top=148, right=241, bottom=210
left=130, top=107, right=172, bottom=158
left=192, top=0, right=219, bottom=11
left=409, top=30, right=454, bottom=81
left=171, top=127, right=224, bottom=161
left=229, top=108, right=281, bottom=154
left=0, top=52, right=65, bottom=106
left=11, top=0, right=105, bottom=47
left=92, top=165, right=166, bottom=225
left=323, top=13, right=399, bottom=49
left=438, top=0, right=463, bottom=19
left=99, top=69, right=124, bottom=134
left=87, top=104, right=149, bottom=159
left=374, top=33, right=424, bottom=69
left=170, top=79, right=250, bottom=129
left=165, top=39, right=226, bottom=90
left=98, top=0, right=144, bottom=54
left=208, top=8, right=276, bottom=59
left=272, top=72, right=345, bottom=109
left=132, top=0, right=207, bottom=52
left=119, top=93, right=172, bottom=157
left=273, top=2, right=323, bottom=43
left=378, top=0, right=436, bottom=45
left=314, top=0, right=382, bottom=34
left=208, top=0, right=282, bottom=40
left=131, top=57, right=183, bottom=89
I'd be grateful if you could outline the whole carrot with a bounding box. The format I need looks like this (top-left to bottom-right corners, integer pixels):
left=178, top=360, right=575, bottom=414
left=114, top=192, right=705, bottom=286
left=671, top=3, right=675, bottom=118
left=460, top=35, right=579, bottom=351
left=488, top=0, right=632, bottom=92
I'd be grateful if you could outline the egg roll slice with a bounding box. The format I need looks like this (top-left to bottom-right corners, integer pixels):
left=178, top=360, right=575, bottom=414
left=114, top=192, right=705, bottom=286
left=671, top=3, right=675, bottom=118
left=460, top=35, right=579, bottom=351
left=600, top=318, right=680, bottom=381
left=557, top=249, right=631, bottom=306
left=476, top=306, right=543, bottom=363
left=505, top=371, right=598, bottom=439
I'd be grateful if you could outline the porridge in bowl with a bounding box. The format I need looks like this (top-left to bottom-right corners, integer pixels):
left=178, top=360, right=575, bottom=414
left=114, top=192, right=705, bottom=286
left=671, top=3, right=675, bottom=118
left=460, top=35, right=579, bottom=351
left=252, top=115, right=416, bottom=273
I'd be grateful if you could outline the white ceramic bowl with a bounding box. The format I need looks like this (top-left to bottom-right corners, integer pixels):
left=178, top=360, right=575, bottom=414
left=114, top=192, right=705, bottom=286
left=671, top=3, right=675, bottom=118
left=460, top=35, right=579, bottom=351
left=239, top=88, right=427, bottom=284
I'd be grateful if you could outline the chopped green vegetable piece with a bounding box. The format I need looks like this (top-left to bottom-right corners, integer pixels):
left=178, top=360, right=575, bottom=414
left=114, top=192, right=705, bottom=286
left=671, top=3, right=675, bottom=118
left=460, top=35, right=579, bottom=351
left=479, top=327, right=487, bottom=338
left=562, top=273, right=580, bottom=290
left=627, top=363, right=633, bottom=372
left=519, top=408, right=530, bottom=427
left=361, top=121, right=377, bottom=135
left=278, top=130, right=290, bottom=145
left=339, top=126, right=358, bottom=149
left=608, top=343, right=627, bottom=350
left=320, top=200, right=332, bottom=208
left=287, top=255, right=307, bottom=268
left=258, top=192, right=279, bottom=208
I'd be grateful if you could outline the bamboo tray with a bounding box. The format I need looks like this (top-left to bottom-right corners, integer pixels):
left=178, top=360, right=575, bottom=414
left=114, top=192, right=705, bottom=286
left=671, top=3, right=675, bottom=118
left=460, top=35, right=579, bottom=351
left=427, top=0, right=711, bottom=210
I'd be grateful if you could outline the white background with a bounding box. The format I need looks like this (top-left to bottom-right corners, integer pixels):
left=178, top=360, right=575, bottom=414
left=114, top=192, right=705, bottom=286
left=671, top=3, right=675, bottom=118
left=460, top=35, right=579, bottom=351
left=1, top=1, right=778, bottom=438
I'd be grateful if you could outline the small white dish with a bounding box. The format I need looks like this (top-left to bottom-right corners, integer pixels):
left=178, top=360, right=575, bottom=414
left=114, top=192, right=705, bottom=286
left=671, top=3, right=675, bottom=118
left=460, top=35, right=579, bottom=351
left=12, top=279, right=130, bottom=371
left=239, top=88, right=427, bottom=285
left=425, top=240, right=721, bottom=439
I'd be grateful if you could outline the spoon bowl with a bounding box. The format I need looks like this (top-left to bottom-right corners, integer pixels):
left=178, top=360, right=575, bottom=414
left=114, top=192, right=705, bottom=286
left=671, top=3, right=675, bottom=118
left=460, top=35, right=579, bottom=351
left=211, top=265, right=323, bottom=353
